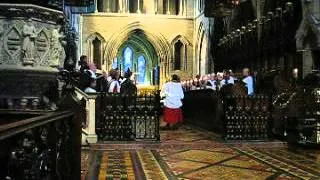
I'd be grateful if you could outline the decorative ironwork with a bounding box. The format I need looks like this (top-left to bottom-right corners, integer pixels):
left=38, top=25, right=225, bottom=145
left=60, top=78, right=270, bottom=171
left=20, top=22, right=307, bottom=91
left=183, top=89, right=271, bottom=140
left=96, top=91, right=160, bottom=141
left=224, top=95, right=271, bottom=140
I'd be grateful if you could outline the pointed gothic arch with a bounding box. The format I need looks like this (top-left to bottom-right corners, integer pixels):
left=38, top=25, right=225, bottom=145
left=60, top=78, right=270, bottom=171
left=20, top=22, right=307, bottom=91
left=196, top=22, right=208, bottom=75
left=103, top=21, right=172, bottom=85
left=171, top=35, right=190, bottom=71
left=87, top=32, right=106, bottom=69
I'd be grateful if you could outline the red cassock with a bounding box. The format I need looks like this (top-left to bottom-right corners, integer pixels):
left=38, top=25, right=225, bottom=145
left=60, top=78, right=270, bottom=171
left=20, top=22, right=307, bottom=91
left=163, top=107, right=183, bottom=124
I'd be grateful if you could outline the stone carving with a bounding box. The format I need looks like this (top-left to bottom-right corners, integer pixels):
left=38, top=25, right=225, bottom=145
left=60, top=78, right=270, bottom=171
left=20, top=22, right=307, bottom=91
left=6, top=26, right=21, bottom=64
left=63, top=24, right=78, bottom=71
left=22, top=19, right=37, bottom=66
left=50, top=24, right=65, bottom=68
left=36, top=30, right=50, bottom=65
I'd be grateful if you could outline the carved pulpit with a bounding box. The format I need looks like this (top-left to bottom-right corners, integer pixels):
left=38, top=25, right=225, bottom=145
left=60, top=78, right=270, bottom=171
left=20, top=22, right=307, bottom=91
left=0, top=2, right=85, bottom=179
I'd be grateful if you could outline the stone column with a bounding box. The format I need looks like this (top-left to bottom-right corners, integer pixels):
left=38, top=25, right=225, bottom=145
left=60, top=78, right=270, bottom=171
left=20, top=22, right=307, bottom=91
left=126, top=0, right=130, bottom=13
left=118, top=0, right=123, bottom=12
left=154, top=0, right=158, bottom=14
left=137, top=0, right=141, bottom=13
left=166, top=0, right=170, bottom=15
left=105, top=0, right=110, bottom=12
left=94, top=0, right=98, bottom=12
left=178, top=0, right=183, bottom=15
left=86, top=94, right=98, bottom=144
left=183, top=44, right=187, bottom=70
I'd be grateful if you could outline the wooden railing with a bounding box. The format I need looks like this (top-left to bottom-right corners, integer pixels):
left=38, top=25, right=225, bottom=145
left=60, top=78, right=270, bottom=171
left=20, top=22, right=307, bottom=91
left=0, top=110, right=80, bottom=180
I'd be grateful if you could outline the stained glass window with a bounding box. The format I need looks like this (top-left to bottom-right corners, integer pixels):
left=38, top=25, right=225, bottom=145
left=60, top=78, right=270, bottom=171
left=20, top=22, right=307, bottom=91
left=137, top=55, right=146, bottom=84
left=123, top=47, right=133, bottom=72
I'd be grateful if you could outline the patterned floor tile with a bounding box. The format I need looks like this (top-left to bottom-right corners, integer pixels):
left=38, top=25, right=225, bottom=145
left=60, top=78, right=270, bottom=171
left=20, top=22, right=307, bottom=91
left=235, top=147, right=320, bottom=179
left=98, top=151, right=135, bottom=179
left=158, top=148, right=187, bottom=157
left=182, top=165, right=274, bottom=180
left=255, top=148, right=320, bottom=174
left=221, top=155, right=277, bottom=172
left=137, top=150, right=168, bottom=179
left=164, top=158, right=209, bottom=175
left=167, top=149, right=237, bottom=164
left=84, top=125, right=320, bottom=180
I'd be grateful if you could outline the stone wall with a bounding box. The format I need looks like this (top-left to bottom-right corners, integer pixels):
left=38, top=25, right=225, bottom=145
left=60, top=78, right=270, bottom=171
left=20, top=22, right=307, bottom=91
left=79, top=0, right=212, bottom=81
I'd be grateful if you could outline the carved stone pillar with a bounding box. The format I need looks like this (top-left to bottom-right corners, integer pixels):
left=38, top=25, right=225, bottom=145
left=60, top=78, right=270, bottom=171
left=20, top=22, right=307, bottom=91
left=126, top=0, right=130, bottom=13
left=166, top=0, right=170, bottom=15
left=118, top=0, right=123, bottom=12
left=154, top=0, right=158, bottom=14
left=137, top=0, right=141, bottom=13
left=179, top=0, right=183, bottom=15
left=106, top=0, right=110, bottom=12
left=94, top=0, right=98, bottom=12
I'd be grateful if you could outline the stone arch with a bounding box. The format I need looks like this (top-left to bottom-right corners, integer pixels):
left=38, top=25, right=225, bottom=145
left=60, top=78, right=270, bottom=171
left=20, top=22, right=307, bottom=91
left=104, top=21, right=172, bottom=84
left=171, top=35, right=190, bottom=71
left=196, top=22, right=207, bottom=75
left=87, top=32, right=106, bottom=69
left=171, top=34, right=191, bottom=46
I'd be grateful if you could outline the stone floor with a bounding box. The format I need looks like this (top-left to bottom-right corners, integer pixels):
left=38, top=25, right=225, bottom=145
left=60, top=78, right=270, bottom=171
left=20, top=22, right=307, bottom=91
left=81, top=126, right=320, bottom=180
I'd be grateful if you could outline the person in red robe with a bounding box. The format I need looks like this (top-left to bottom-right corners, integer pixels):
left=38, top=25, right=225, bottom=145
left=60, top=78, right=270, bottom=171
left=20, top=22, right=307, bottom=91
left=160, top=74, right=184, bottom=130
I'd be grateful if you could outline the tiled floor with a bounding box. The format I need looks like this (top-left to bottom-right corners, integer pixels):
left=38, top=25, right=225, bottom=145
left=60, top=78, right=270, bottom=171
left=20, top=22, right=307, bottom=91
left=82, top=126, right=320, bottom=180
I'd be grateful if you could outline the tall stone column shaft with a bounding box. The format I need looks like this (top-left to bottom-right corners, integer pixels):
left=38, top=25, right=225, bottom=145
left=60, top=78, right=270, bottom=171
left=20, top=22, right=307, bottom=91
left=94, top=0, right=98, bottom=12
left=178, top=0, right=183, bottom=15
left=126, top=0, right=130, bottom=13
left=154, top=0, right=158, bottom=14
left=118, top=0, right=123, bottom=12
left=166, top=0, right=170, bottom=14
left=137, top=0, right=141, bottom=13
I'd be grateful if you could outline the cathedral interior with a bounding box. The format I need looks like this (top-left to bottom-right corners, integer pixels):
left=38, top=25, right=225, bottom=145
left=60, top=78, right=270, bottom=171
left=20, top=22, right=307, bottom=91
left=0, top=0, right=319, bottom=179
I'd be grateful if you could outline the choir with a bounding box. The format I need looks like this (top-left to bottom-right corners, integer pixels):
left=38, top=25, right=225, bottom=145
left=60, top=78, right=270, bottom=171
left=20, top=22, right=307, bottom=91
left=181, top=68, right=254, bottom=95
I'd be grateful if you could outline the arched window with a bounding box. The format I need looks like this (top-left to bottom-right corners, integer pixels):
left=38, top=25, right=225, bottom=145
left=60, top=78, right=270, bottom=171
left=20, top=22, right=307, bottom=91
left=93, top=37, right=102, bottom=69
left=174, top=40, right=183, bottom=70
left=112, top=57, right=118, bottom=69
left=123, top=47, right=133, bottom=71
left=137, top=55, right=146, bottom=84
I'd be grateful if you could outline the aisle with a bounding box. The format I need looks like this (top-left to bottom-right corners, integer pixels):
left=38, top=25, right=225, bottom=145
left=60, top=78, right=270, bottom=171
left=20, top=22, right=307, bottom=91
left=82, top=126, right=320, bottom=180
